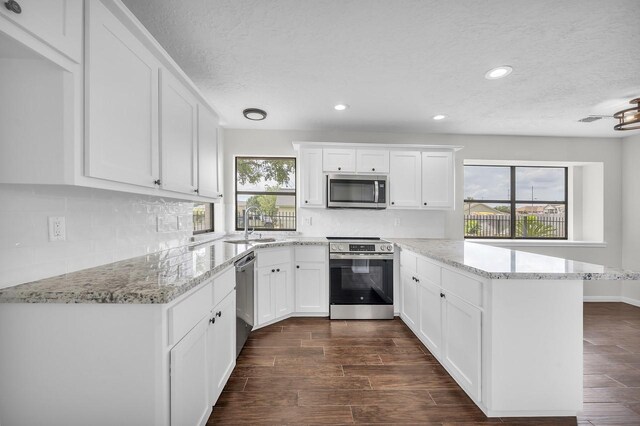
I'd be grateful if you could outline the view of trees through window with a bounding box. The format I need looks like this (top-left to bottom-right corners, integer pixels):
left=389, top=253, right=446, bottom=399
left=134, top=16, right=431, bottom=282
left=464, top=165, right=567, bottom=239
left=235, top=157, right=296, bottom=231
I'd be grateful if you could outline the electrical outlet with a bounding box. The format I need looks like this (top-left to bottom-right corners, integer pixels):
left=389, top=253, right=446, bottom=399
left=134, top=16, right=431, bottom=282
left=48, top=216, right=66, bottom=241
left=394, top=217, right=401, bottom=227
left=304, top=216, right=312, bottom=226
left=156, top=216, right=165, bottom=232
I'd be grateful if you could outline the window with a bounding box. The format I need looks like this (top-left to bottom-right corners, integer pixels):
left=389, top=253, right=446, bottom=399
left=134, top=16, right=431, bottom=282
left=235, top=157, right=296, bottom=231
left=193, top=203, right=214, bottom=234
left=464, top=165, right=567, bottom=239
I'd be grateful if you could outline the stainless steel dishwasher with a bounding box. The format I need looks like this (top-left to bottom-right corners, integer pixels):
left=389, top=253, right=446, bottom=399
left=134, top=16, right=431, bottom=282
left=235, top=252, right=255, bottom=357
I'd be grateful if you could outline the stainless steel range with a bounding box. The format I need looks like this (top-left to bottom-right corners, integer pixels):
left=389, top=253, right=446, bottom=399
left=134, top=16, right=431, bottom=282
left=328, top=237, right=394, bottom=319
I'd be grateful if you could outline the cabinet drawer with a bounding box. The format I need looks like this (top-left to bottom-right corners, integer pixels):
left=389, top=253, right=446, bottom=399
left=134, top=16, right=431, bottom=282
left=257, top=247, right=292, bottom=267
left=400, top=250, right=417, bottom=273
left=213, top=267, right=235, bottom=307
left=169, top=282, right=213, bottom=346
left=295, top=246, right=327, bottom=263
left=417, top=257, right=441, bottom=286
left=441, top=268, right=482, bottom=308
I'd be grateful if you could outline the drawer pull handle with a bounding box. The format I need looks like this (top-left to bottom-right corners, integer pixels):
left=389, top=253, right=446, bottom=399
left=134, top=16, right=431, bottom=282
left=216, top=311, right=222, bottom=317
left=440, top=293, right=445, bottom=298
left=209, top=317, right=216, bottom=324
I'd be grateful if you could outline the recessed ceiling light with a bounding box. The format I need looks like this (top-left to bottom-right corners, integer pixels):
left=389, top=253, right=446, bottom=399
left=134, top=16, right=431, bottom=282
left=432, top=114, right=447, bottom=120
left=334, top=104, right=349, bottom=111
left=243, top=108, right=267, bottom=120
left=485, top=66, right=513, bottom=80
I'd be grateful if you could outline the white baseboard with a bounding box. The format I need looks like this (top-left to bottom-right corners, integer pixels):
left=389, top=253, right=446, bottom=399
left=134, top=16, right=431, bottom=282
left=583, top=295, right=640, bottom=307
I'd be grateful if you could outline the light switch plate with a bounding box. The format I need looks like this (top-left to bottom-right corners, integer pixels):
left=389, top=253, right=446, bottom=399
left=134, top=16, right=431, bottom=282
left=48, top=216, right=66, bottom=241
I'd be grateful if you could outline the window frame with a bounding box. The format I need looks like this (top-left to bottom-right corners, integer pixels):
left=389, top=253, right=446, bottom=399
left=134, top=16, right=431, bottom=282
left=193, top=203, right=215, bottom=235
left=234, top=156, right=297, bottom=232
left=463, top=165, right=568, bottom=240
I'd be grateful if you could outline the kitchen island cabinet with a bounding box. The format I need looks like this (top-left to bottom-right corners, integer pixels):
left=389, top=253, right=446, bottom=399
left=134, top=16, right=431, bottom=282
left=394, top=238, right=640, bottom=418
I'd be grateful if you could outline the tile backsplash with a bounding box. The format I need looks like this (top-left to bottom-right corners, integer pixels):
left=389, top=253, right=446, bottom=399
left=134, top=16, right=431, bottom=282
left=0, top=184, right=193, bottom=289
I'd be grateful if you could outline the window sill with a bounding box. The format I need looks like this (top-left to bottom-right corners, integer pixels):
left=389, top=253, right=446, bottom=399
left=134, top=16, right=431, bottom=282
left=469, top=239, right=607, bottom=248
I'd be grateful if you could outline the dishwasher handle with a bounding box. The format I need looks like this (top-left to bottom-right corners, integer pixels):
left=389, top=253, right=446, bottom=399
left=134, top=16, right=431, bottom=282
left=235, top=253, right=256, bottom=271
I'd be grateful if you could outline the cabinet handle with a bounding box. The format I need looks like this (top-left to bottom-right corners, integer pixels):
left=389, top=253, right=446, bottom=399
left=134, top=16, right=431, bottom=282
left=391, top=202, right=395, bottom=205
left=216, top=311, right=222, bottom=317
left=276, top=268, right=280, bottom=272
left=305, top=200, right=308, bottom=204
left=296, top=265, right=300, bottom=269
left=219, top=194, right=223, bottom=198
left=440, top=293, right=445, bottom=298
left=372, top=168, right=375, bottom=171
left=423, top=202, right=427, bottom=206
left=4, top=0, right=21, bottom=14
left=209, top=317, right=216, bottom=324
left=271, top=269, right=275, bottom=273
left=338, top=167, right=341, bottom=171
left=194, top=189, right=199, bottom=194
left=153, top=179, right=161, bottom=186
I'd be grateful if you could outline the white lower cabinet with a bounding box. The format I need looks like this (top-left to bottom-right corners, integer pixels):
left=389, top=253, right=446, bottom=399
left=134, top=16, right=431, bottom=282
left=257, top=263, right=293, bottom=326
left=209, top=291, right=237, bottom=405
left=400, top=249, right=482, bottom=404
left=418, top=278, right=442, bottom=358
left=441, top=292, right=481, bottom=401
left=170, top=316, right=210, bottom=426
left=295, top=262, right=327, bottom=312
left=401, top=272, right=418, bottom=330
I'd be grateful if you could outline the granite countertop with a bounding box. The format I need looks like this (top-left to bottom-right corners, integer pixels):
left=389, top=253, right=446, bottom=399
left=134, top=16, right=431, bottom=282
left=0, top=237, right=327, bottom=304
left=391, top=238, right=640, bottom=281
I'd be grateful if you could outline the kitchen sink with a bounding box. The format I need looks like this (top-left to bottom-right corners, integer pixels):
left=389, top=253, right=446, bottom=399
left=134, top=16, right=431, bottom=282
left=224, top=238, right=277, bottom=244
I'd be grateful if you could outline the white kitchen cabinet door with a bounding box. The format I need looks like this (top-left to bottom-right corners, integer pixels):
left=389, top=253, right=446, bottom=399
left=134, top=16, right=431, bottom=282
left=418, top=278, right=442, bottom=358
left=389, top=151, right=421, bottom=208
left=85, top=0, right=160, bottom=188
left=356, top=149, right=389, bottom=173
left=256, top=266, right=276, bottom=326
left=401, top=272, right=418, bottom=331
left=0, top=0, right=82, bottom=62
left=442, top=292, right=482, bottom=402
left=300, top=148, right=324, bottom=207
left=323, top=148, right=356, bottom=172
left=197, top=105, right=220, bottom=198
left=421, top=151, right=454, bottom=208
left=209, top=291, right=236, bottom=405
left=171, top=316, right=210, bottom=426
left=160, top=69, right=198, bottom=194
left=274, top=263, right=294, bottom=318
left=295, top=262, right=328, bottom=313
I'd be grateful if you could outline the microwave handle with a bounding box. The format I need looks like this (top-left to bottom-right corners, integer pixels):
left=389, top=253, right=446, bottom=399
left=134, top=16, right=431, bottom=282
left=374, top=181, right=379, bottom=203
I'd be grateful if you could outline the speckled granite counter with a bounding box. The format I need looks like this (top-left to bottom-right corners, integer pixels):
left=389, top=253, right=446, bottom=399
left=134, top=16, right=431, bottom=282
left=390, top=238, right=640, bottom=281
left=0, top=237, right=327, bottom=304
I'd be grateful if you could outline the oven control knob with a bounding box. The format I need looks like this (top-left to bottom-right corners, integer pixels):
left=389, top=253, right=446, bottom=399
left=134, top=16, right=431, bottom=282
left=380, top=246, right=386, bottom=251
left=386, top=245, right=393, bottom=251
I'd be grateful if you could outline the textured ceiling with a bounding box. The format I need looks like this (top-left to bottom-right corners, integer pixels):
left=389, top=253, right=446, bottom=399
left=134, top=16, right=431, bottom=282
left=122, top=0, right=640, bottom=137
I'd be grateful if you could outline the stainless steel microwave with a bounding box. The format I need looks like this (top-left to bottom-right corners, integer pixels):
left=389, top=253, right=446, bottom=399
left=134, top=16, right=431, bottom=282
left=327, top=174, right=387, bottom=209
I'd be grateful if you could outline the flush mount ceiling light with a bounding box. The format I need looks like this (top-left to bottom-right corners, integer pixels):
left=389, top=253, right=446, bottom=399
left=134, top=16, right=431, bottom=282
left=243, top=108, right=267, bottom=121
left=485, top=66, right=513, bottom=80
left=334, top=104, right=349, bottom=111
left=432, top=114, right=447, bottom=120
left=613, top=98, right=640, bottom=131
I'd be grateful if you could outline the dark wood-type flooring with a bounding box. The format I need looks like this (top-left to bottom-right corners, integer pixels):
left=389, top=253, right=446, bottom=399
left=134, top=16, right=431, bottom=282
left=208, top=303, right=640, bottom=425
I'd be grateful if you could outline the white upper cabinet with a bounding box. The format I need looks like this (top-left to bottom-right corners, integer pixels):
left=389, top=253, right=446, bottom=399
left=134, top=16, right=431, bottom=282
left=159, top=69, right=198, bottom=194
left=422, top=151, right=454, bottom=209
left=197, top=105, right=220, bottom=198
left=300, top=148, right=324, bottom=207
left=389, top=151, right=422, bottom=208
left=356, top=149, right=389, bottom=173
left=85, top=0, right=160, bottom=188
left=0, top=0, right=82, bottom=62
left=323, top=148, right=356, bottom=172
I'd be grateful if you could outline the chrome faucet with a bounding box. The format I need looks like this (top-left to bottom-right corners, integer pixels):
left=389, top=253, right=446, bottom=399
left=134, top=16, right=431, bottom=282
left=244, top=206, right=260, bottom=240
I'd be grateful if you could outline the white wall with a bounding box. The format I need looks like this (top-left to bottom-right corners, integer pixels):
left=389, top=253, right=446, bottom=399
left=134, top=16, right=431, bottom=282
left=223, top=129, right=624, bottom=297
left=0, top=184, right=193, bottom=289
left=622, top=134, right=640, bottom=302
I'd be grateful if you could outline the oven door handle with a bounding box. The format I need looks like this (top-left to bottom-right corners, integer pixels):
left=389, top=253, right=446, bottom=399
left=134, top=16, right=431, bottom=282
left=330, top=253, right=394, bottom=260
left=374, top=181, right=379, bottom=203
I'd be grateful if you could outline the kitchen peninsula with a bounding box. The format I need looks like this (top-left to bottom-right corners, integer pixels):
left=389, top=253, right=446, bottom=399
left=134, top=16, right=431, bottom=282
left=1, top=238, right=638, bottom=425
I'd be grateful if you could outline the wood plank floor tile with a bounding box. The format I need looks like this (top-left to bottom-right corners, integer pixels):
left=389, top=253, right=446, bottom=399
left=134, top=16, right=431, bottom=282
left=249, top=330, right=313, bottom=340
left=209, top=405, right=354, bottom=424
left=235, top=355, right=276, bottom=367
left=243, top=338, right=303, bottom=348
left=584, top=387, right=640, bottom=403
left=378, top=352, right=438, bottom=365
left=605, top=371, right=640, bottom=387
left=243, top=376, right=372, bottom=391
left=275, top=354, right=383, bottom=366
left=351, top=403, right=492, bottom=423
left=215, top=390, right=298, bottom=407
left=324, top=345, right=426, bottom=356
left=584, top=374, right=626, bottom=388
left=232, top=365, right=344, bottom=377
left=578, top=402, right=640, bottom=425
left=429, top=388, right=477, bottom=406
left=239, top=346, right=324, bottom=356
left=302, top=338, right=397, bottom=347
left=298, top=389, right=434, bottom=406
